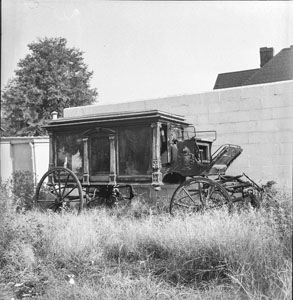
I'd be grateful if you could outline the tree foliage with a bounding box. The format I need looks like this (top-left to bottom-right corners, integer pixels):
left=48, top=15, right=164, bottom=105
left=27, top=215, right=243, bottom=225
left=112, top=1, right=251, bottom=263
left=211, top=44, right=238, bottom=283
left=2, top=37, right=98, bottom=136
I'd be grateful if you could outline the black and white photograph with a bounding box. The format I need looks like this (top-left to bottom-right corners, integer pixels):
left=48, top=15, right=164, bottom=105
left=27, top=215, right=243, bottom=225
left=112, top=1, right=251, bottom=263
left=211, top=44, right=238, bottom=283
left=1, top=1, right=292, bottom=299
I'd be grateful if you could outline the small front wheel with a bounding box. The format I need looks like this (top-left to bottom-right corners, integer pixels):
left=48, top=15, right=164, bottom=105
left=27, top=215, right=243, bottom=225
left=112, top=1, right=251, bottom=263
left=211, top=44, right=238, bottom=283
left=170, top=177, right=232, bottom=216
left=35, top=167, right=84, bottom=213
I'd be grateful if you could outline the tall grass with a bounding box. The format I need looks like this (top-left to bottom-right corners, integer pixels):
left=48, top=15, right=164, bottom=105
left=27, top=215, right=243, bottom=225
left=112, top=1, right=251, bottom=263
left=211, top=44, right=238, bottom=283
left=39, top=209, right=291, bottom=298
left=0, top=187, right=292, bottom=300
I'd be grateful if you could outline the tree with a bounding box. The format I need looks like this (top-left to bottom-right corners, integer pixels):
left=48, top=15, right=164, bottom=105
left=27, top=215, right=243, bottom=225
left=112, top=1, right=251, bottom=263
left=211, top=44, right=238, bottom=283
left=2, top=37, right=98, bottom=136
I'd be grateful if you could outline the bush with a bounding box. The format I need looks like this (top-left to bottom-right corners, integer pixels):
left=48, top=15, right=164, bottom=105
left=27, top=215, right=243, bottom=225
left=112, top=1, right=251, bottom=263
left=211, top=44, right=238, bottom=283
left=0, top=185, right=14, bottom=268
left=9, top=171, right=35, bottom=211
left=0, top=177, right=12, bottom=212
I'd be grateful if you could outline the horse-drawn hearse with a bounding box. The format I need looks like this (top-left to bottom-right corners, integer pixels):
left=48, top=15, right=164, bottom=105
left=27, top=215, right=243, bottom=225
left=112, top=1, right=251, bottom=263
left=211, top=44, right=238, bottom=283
left=35, top=109, right=263, bottom=214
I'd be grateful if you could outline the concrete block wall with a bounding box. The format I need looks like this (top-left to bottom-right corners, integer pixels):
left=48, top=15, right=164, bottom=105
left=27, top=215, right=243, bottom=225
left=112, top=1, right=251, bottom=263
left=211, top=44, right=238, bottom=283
left=65, top=80, right=293, bottom=191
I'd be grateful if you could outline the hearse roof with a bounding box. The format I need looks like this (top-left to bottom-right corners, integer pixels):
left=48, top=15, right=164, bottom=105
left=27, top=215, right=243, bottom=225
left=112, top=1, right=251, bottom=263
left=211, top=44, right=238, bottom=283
left=44, top=109, right=190, bottom=130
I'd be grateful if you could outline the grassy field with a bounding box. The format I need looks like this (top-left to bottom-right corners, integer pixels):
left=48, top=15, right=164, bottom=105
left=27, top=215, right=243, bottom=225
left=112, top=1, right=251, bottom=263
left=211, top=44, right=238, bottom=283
left=0, top=186, right=292, bottom=300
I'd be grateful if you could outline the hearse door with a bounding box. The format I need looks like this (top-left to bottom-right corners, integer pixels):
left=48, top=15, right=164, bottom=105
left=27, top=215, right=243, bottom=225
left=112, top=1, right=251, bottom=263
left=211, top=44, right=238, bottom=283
left=82, top=128, right=117, bottom=184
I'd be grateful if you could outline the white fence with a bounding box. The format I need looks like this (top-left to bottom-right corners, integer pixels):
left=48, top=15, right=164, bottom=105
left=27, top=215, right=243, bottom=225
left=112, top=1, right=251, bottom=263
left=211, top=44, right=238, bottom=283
left=0, top=136, right=49, bottom=185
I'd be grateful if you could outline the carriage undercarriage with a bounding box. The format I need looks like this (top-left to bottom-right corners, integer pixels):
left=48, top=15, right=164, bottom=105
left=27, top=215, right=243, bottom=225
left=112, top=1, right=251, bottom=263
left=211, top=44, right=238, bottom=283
left=34, top=110, right=264, bottom=215
left=35, top=164, right=263, bottom=215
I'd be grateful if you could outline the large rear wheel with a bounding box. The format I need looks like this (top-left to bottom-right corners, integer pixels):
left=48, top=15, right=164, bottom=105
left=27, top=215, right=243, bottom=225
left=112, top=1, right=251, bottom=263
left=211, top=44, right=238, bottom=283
left=35, top=167, right=84, bottom=213
left=170, top=177, right=232, bottom=216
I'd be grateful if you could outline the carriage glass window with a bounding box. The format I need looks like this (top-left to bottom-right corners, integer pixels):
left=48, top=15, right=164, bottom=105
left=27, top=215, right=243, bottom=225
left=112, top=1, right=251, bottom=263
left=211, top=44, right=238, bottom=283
left=119, top=127, right=152, bottom=175
left=169, top=126, right=184, bottom=163
left=170, top=126, right=184, bottom=143
left=90, top=136, right=110, bottom=175
left=56, top=133, right=83, bottom=176
left=197, top=142, right=211, bottom=163
left=160, top=124, right=168, bottom=164
left=183, top=126, right=196, bottom=140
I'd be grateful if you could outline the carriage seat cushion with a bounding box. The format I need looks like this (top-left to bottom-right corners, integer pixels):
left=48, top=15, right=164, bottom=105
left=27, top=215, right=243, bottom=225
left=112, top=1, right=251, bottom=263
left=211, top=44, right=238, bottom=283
left=209, top=164, right=227, bottom=175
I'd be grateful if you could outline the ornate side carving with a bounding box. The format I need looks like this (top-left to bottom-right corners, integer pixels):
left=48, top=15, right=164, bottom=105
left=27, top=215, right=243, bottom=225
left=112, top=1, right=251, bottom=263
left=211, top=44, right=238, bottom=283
left=151, top=171, right=162, bottom=190
left=83, top=174, right=90, bottom=185
left=151, top=121, right=163, bottom=189
left=152, top=159, right=162, bottom=169
left=109, top=135, right=117, bottom=185
left=109, top=174, right=117, bottom=184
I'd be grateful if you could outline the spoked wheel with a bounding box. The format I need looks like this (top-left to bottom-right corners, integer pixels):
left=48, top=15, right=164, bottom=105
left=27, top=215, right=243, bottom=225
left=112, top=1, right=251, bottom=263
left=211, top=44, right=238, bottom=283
left=35, top=167, right=84, bottom=213
left=170, top=177, right=232, bottom=216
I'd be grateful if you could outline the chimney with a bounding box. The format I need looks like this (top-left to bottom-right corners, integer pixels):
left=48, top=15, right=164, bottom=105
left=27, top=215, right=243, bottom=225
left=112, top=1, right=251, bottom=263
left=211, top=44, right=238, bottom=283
left=260, top=47, right=274, bottom=67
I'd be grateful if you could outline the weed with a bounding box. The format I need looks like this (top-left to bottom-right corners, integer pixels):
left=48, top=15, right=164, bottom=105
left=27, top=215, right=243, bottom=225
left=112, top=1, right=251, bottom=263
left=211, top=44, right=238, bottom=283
left=0, top=188, right=291, bottom=300
left=9, top=171, right=35, bottom=211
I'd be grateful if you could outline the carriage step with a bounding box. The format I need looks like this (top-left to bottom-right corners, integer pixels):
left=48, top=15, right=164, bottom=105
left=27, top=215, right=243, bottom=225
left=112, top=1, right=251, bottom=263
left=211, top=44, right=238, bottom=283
left=220, top=175, right=243, bottom=180
left=224, top=182, right=252, bottom=191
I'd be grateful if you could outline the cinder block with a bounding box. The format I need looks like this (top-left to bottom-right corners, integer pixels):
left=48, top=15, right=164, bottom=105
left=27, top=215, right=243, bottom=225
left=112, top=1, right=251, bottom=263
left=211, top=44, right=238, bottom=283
left=260, top=165, right=292, bottom=188
left=192, top=114, right=209, bottom=126
left=278, top=143, right=292, bottom=155
left=131, top=101, right=149, bottom=111
left=225, top=111, right=252, bottom=123
left=238, top=97, right=263, bottom=110
left=248, top=154, right=274, bottom=166
left=249, top=108, right=273, bottom=121
left=200, top=91, right=221, bottom=105
left=275, top=118, right=293, bottom=131
left=190, top=102, right=210, bottom=114
left=271, top=154, right=292, bottom=166
left=216, top=100, right=243, bottom=113
left=234, top=121, right=258, bottom=133
left=169, top=104, right=190, bottom=116
left=207, top=112, right=227, bottom=124
left=208, top=113, right=253, bottom=127
left=273, top=131, right=293, bottom=143
left=212, top=123, right=240, bottom=135
left=240, top=84, right=265, bottom=100
left=255, top=119, right=282, bottom=132
left=263, top=81, right=293, bottom=104
left=272, top=106, right=293, bottom=119
left=244, top=143, right=279, bottom=156
left=227, top=167, right=249, bottom=177
left=214, top=123, right=234, bottom=134
left=208, top=102, right=224, bottom=114
left=248, top=132, right=275, bottom=144
left=219, top=132, right=250, bottom=144
left=196, top=124, right=216, bottom=132
left=218, top=87, right=242, bottom=101
left=261, top=90, right=293, bottom=109
left=258, top=168, right=276, bottom=182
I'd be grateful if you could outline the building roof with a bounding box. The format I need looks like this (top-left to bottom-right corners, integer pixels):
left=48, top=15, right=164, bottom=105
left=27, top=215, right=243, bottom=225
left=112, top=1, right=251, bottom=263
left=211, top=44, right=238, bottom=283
left=214, top=46, right=293, bottom=89
left=213, top=69, right=259, bottom=89
left=244, top=47, right=293, bottom=86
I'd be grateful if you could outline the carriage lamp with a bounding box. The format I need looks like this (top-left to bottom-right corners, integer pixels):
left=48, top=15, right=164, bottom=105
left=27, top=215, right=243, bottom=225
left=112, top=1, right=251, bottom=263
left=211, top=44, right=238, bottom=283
left=51, top=111, right=58, bottom=120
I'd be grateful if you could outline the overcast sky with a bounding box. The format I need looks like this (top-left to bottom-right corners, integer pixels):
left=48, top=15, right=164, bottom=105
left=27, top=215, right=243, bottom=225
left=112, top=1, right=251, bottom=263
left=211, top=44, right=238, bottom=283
left=2, top=0, right=293, bottom=104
